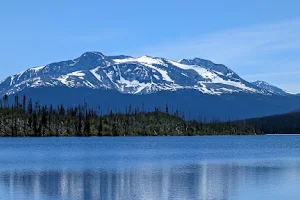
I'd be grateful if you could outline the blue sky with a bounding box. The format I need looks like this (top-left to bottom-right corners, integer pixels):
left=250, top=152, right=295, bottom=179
left=0, top=0, right=300, bottom=92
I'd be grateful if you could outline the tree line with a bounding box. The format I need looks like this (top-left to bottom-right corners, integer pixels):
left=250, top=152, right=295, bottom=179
left=245, top=111, right=300, bottom=134
left=0, top=95, right=263, bottom=137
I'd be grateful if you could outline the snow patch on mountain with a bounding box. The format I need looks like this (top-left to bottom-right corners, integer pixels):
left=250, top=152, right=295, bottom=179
left=212, top=77, right=257, bottom=92
left=10, top=76, right=15, bottom=86
left=114, top=56, right=166, bottom=66
left=68, top=71, right=85, bottom=77
left=118, top=76, right=150, bottom=94
left=168, top=60, right=214, bottom=78
left=31, top=66, right=45, bottom=72
left=57, top=76, right=69, bottom=85
left=90, top=68, right=103, bottom=82
left=285, top=91, right=298, bottom=95
left=252, top=81, right=294, bottom=96
left=142, top=63, right=173, bottom=83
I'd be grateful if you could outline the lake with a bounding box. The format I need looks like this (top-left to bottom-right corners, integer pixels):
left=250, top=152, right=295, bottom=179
left=0, top=136, right=300, bottom=200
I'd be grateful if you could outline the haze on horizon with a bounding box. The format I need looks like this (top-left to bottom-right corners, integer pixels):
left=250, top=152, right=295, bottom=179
left=0, top=0, right=299, bottom=92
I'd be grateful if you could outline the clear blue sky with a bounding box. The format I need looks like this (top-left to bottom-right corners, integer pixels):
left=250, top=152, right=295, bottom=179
left=1, top=0, right=300, bottom=92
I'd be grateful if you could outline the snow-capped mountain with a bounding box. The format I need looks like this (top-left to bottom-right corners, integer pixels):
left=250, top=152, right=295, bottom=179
left=0, top=51, right=271, bottom=96
left=252, top=81, right=296, bottom=96
left=2, top=51, right=300, bottom=120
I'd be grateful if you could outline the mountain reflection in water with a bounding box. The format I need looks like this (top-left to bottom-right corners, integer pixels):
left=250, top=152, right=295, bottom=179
left=0, top=162, right=299, bottom=200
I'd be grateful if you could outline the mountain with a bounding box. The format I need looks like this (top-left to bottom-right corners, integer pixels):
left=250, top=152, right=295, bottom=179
left=0, top=51, right=268, bottom=96
left=1, top=51, right=300, bottom=120
left=291, top=108, right=300, bottom=113
left=252, top=81, right=295, bottom=96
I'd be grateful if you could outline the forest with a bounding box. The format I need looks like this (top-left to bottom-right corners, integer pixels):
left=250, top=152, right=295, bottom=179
left=245, top=110, right=300, bottom=134
left=0, top=95, right=263, bottom=137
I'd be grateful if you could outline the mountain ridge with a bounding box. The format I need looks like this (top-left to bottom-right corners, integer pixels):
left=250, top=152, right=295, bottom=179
left=252, top=80, right=295, bottom=96
left=0, top=51, right=275, bottom=96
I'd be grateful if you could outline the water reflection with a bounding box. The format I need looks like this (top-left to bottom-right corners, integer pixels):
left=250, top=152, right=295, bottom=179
left=1, top=162, right=299, bottom=200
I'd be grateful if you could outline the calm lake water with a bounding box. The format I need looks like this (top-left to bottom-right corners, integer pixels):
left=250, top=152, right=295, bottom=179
left=0, top=136, right=300, bottom=200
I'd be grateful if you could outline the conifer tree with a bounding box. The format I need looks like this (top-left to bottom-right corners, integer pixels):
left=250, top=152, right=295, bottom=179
left=22, top=95, right=26, bottom=113
left=98, top=117, right=103, bottom=136
left=3, top=95, right=8, bottom=109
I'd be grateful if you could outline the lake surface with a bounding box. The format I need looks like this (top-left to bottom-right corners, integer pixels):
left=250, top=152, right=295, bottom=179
left=0, top=136, right=300, bottom=200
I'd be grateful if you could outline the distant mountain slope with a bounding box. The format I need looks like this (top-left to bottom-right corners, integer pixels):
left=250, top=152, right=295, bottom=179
left=252, top=81, right=295, bottom=96
left=291, top=108, right=300, bottom=113
left=0, top=51, right=268, bottom=96
left=11, top=87, right=300, bottom=120
left=245, top=110, right=300, bottom=134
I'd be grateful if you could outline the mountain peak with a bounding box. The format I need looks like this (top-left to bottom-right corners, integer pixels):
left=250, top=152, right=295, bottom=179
left=81, top=51, right=105, bottom=57
left=179, top=57, right=216, bottom=65
left=252, top=81, right=294, bottom=96
left=78, top=51, right=108, bottom=61
left=253, top=80, right=270, bottom=85
left=70, top=51, right=113, bottom=70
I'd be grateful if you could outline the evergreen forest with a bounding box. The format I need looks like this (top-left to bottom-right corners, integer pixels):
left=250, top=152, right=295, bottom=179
left=0, top=95, right=264, bottom=137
